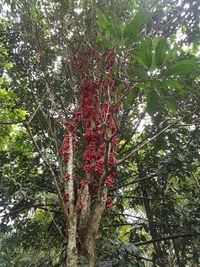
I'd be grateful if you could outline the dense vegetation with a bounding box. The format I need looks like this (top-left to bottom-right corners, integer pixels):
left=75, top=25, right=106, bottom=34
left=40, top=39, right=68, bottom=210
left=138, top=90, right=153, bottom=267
left=0, top=0, right=200, bottom=266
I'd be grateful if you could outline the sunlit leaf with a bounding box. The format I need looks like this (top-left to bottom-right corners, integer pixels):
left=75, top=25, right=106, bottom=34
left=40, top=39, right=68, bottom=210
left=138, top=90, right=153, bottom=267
left=155, top=37, right=168, bottom=67
left=167, top=59, right=199, bottom=76
left=124, top=9, right=149, bottom=44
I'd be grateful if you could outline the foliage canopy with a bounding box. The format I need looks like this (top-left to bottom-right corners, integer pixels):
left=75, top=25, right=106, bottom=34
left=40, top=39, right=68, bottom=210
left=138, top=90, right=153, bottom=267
left=0, top=0, right=200, bottom=266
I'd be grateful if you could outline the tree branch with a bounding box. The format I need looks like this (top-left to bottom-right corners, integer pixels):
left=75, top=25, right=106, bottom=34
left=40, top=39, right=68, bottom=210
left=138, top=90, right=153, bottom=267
left=134, top=233, right=197, bottom=246
left=0, top=120, right=26, bottom=125
left=24, top=122, right=68, bottom=222
left=116, top=119, right=182, bottom=167
left=0, top=204, right=62, bottom=217
left=111, top=173, right=157, bottom=192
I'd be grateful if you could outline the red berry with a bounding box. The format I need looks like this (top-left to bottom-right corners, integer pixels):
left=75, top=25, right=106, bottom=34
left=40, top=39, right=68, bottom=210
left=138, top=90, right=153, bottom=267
left=105, top=198, right=113, bottom=209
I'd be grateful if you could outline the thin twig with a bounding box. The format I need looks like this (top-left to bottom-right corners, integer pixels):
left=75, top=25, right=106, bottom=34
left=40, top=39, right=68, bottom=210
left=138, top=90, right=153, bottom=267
left=46, top=204, right=66, bottom=240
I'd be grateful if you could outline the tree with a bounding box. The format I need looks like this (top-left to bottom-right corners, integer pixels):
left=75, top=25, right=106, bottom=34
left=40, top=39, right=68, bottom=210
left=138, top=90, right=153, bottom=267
left=0, top=0, right=200, bottom=266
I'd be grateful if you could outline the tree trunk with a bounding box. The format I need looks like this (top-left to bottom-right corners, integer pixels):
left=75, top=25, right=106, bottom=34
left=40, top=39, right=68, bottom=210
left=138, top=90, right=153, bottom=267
left=84, top=237, right=96, bottom=267
left=67, top=215, right=78, bottom=267
left=79, top=188, right=108, bottom=267
left=66, top=131, right=78, bottom=267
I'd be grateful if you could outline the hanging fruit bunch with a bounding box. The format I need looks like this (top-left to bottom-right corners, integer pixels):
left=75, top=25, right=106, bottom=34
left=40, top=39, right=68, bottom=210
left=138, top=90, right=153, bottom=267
left=60, top=48, right=121, bottom=214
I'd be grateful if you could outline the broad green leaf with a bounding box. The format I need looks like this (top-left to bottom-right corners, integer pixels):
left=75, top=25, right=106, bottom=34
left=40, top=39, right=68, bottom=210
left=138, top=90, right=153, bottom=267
left=96, top=9, right=109, bottom=30
left=163, top=79, right=184, bottom=96
left=124, top=90, right=137, bottom=108
left=128, top=66, right=148, bottom=79
left=156, top=81, right=170, bottom=97
left=96, top=9, right=121, bottom=40
left=155, top=37, right=168, bottom=67
left=167, top=59, right=199, bottom=76
left=156, top=80, right=178, bottom=111
left=107, top=11, right=121, bottom=39
left=137, top=80, right=151, bottom=89
left=124, top=9, right=149, bottom=44
left=166, top=98, right=178, bottom=111
left=146, top=89, right=159, bottom=115
left=96, top=36, right=111, bottom=49
left=139, top=39, right=152, bottom=69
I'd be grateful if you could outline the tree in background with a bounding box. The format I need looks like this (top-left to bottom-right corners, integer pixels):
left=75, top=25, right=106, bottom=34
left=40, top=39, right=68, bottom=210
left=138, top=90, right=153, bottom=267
left=0, top=0, right=200, bottom=266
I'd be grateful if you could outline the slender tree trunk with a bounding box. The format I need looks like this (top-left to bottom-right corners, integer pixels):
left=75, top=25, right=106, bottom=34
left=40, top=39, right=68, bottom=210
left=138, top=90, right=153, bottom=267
left=83, top=237, right=96, bottom=267
left=67, top=215, right=78, bottom=267
left=78, top=188, right=108, bottom=266
left=87, top=191, right=107, bottom=266
left=66, top=132, right=78, bottom=267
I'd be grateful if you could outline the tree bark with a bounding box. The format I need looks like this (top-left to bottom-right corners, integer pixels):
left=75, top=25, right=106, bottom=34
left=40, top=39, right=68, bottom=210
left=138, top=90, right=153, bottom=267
left=66, top=131, right=78, bottom=267
left=78, top=188, right=108, bottom=266
left=86, top=189, right=107, bottom=266
left=67, top=216, right=78, bottom=267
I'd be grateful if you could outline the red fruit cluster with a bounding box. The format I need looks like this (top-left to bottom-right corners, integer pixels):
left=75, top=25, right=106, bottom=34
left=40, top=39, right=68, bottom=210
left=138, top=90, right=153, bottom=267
left=91, top=180, right=99, bottom=196
left=102, top=49, right=115, bottom=72
left=60, top=121, right=77, bottom=162
left=60, top=132, right=70, bottom=162
left=83, top=144, right=96, bottom=161
left=79, top=79, right=118, bottom=182
left=105, top=175, right=113, bottom=187
left=79, top=179, right=88, bottom=190
left=108, top=153, right=117, bottom=168
left=61, top=49, right=120, bottom=210
left=65, top=121, right=77, bottom=132
left=103, top=75, right=114, bottom=92
left=72, top=48, right=114, bottom=73
left=72, top=49, right=92, bottom=71
left=76, top=200, right=83, bottom=213
left=63, top=192, right=69, bottom=203
left=93, top=159, right=104, bottom=177
left=71, top=108, right=81, bottom=123
left=112, top=135, right=119, bottom=146
left=105, top=198, right=113, bottom=209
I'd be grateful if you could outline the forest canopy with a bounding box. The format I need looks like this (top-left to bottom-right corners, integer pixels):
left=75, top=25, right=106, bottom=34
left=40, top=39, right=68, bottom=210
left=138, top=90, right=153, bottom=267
left=0, top=0, right=200, bottom=266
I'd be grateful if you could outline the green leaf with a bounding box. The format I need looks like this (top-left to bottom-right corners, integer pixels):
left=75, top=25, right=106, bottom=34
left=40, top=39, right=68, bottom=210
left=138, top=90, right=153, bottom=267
left=124, top=9, right=149, bottom=44
left=167, top=59, right=199, bottom=76
left=166, top=98, right=178, bottom=111
left=124, top=90, right=137, bottom=108
left=128, top=66, right=148, bottom=79
left=107, top=11, right=121, bottom=40
left=155, top=38, right=168, bottom=67
left=96, top=36, right=111, bottom=49
left=96, top=9, right=121, bottom=40
left=96, top=9, right=109, bottom=30
left=146, top=89, right=159, bottom=115
left=139, top=39, right=152, bottom=69
left=163, top=79, right=184, bottom=96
